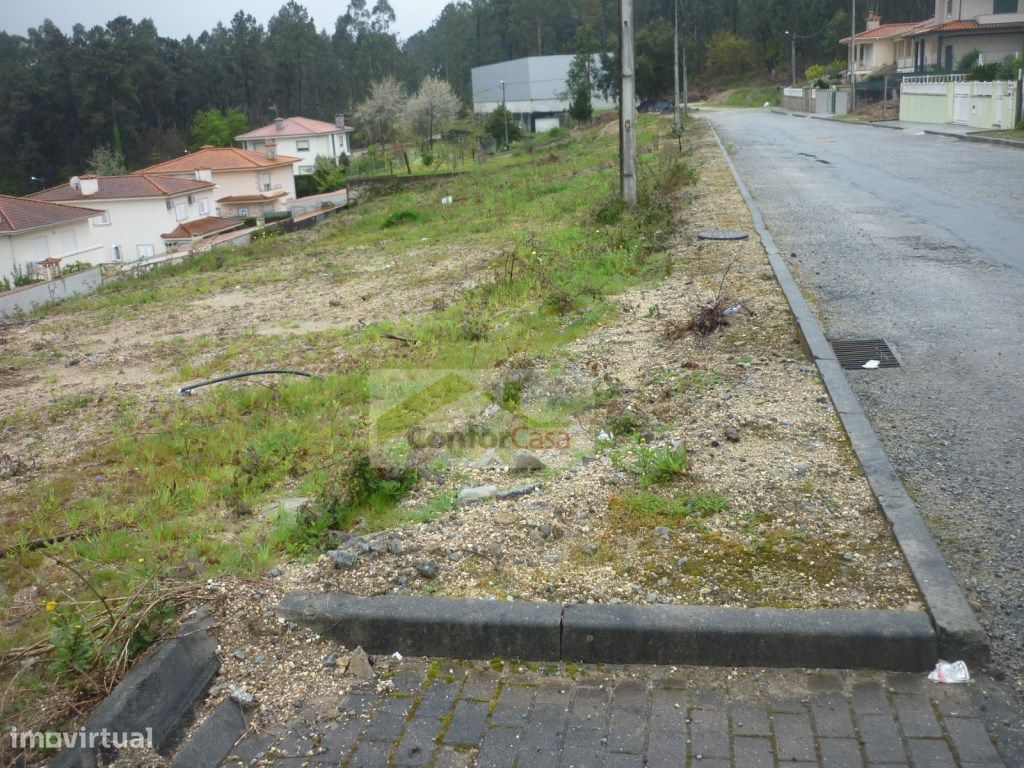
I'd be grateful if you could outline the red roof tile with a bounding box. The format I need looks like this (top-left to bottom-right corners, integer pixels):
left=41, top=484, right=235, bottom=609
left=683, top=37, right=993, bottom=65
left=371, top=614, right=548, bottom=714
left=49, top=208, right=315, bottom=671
left=236, top=116, right=354, bottom=140
left=841, top=21, right=919, bottom=42
left=161, top=216, right=244, bottom=240
left=215, top=191, right=288, bottom=204
left=0, top=195, right=101, bottom=233
left=28, top=174, right=214, bottom=202
left=138, top=146, right=299, bottom=174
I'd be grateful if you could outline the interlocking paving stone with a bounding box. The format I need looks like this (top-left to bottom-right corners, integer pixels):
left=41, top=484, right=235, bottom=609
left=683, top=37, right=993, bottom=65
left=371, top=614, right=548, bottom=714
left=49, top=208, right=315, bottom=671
left=730, top=704, right=770, bottom=737
left=772, top=712, right=817, bottom=762
left=908, top=737, right=958, bottom=767
left=649, top=689, right=687, bottom=733
left=347, top=738, right=393, bottom=768
left=645, top=727, right=687, bottom=768
left=444, top=699, right=491, bottom=746
left=190, top=661, right=1014, bottom=768
left=490, top=685, right=536, bottom=727
left=894, top=695, right=943, bottom=738
left=477, top=727, right=523, bottom=768
left=732, top=735, right=773, bottom=768
left=560, top=727, right=606, bottom=768
left=689, top=707, right=729, bottom=759
left=364, top=695, right=415, bottom=742
left=813, top=694, right=857, bottom=738
left=944, top=717, right=1003, bottom=764
left=818, top=737, right=864, bottom=768
left=933, top=685, right=975, bottom=717
left=171, top=699, right=247, bottom=768
left=857, top=713, right=908, bottom=764
left=606, top=681, right=649, bottom=754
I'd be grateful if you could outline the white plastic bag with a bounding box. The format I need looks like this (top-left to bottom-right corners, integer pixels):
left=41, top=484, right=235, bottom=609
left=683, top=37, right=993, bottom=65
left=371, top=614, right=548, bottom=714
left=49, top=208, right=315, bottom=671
left=929, top=660, right=970, bottom=684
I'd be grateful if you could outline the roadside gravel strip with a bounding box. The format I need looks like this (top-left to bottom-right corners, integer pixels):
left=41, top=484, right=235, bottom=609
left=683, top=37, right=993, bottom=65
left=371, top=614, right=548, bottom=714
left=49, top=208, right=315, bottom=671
left=706, top=122, right=986, bottom=664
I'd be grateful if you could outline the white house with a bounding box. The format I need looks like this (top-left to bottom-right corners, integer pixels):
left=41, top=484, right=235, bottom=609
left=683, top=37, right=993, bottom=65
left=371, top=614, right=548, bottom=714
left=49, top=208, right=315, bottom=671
left=29, top=174, right=240, bottom=262
left=138, top=145, right=299, bottom=219
left=0, top=195, right=103, bottom=285
left=471, top=55, right=616, bottom=132
left=843, top=2, right=1024, bottom=76
left=235, top=116, right=354, bottom=176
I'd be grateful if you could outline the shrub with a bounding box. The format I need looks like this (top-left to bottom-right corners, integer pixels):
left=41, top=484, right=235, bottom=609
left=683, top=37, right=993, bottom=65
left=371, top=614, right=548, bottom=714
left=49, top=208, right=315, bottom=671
left=59, top=261, right=93, bottom=276
left=968, top=62, right=1002, bottom=81
left=484, top=105, right=523, bottom=147
left=957, top=48, right=981, bottom=73
left=0, top=276, right=10, bottom=292
left=703, top=30, right=760, bottom=81
left=382, top=209, right=421, bottom=228
left=12, top=263, right=40, bottom=287
left=804, top=64, right=826, bottom=82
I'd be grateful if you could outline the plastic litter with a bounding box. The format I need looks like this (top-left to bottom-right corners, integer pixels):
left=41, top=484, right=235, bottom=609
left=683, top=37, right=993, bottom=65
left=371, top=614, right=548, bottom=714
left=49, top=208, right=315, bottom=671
left=862, top=359, right=881, bottom=369
left=441, top=196, right=454, bottom=205
left=929, top=660, right=970, bottom=684
left=723, top=304, right=742, bottom=317
left=391, top=651, right=403, bottom=661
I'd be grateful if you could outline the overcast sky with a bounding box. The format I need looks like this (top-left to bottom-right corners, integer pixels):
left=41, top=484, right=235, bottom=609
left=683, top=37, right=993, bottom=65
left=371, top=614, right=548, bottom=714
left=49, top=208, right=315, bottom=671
left=1, top=0, right=452, bottom=41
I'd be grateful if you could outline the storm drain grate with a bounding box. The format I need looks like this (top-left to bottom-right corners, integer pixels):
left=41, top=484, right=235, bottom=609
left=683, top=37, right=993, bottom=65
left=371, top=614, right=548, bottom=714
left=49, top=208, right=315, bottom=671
left=828, top=338, right=901, bottom=370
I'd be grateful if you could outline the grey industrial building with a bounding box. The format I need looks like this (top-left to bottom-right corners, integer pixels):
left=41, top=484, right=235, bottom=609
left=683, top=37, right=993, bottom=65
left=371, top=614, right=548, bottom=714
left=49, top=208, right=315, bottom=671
left=471, top=55, right=616, bottom=133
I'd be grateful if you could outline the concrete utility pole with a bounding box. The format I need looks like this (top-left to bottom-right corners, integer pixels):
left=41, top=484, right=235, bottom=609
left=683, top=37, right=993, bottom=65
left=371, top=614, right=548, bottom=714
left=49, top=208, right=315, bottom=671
left=673, top=0, right=681, bottom=132
left=785, top=31, right=796, bottom=87
left=850, top=0, right=858, bottom=112
left=683, top=41, right=689, bottom=114
left=500, top=80, right=509, bottom=147
left=619, top=0, right=637, bottom=205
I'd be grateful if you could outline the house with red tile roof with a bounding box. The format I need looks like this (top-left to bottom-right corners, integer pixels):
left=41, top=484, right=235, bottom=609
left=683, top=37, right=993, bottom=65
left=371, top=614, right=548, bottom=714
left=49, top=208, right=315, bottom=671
left=137, top=145, right=300, bottom=218
left=843, top=2, right=1024, bottom=76
left=0, top=195, right=104, bottom=286
left=29, top=174, right=242, bottom=263
left=235, top=115, right=354, bottom=176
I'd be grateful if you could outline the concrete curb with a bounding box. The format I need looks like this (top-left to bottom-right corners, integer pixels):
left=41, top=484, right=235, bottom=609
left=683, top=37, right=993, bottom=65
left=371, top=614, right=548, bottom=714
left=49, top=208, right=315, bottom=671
left=278, top=593, right=936, bottom=671
left=923, top=129, right=1024, bottom=149
left=278, top=592, right=563, bottom=661
left=50, top=610, right=220, bottom=767
left=707, top=123, right=989, bottom=665
left=562, top=605, right=934, bottom=670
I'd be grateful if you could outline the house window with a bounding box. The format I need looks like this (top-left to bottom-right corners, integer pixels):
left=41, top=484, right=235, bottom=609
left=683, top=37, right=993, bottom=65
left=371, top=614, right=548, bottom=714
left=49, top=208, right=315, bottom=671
left=296, top=139, right=310, bottom=151
left=58, top=229, right=78, bottom=254
left=260, top=172, right=273, bottom=191
left=947, top=0, right=953, bottom=17
left=299, top=165, right=315, bottom=174
left=994, top=0, right=1017, bottom=13
left=238, top=207, right=250, bottom=217
left=175, top=202, right=188, bottom=221
left=31, top=236, right=50, bottom=260
left=112, top=245, right=122, bottom=261
left=91, top=210, right=111, bottom=226
left=198, top=198, right=210, bottom=215
left=137, top=244, right=155, bottom=260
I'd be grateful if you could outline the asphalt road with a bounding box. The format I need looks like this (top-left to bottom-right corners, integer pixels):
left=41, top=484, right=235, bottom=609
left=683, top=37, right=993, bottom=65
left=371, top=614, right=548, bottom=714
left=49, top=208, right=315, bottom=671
left=707, top=110, right=1024, bottom=697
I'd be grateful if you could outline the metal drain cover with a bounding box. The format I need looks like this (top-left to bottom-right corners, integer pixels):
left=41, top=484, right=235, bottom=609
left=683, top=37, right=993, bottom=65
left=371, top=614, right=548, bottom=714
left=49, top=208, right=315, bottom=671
left=698, top=229, right=749, bottom=241
left=829, top=338, right=900, bottom=370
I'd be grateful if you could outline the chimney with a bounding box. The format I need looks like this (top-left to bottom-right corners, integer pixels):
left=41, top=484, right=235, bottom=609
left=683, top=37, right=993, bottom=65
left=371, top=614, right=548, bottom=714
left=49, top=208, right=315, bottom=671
left=866, top=12, right=881, bottom=31
left=265, top=139, right=278, bottom=160
left=194, top=168, right=213, bottom=183
left=335, top=113, right=346, bottom=129
left=78, top=174, right=99, bottom=197
left=275, top=117, right=285, bottom=131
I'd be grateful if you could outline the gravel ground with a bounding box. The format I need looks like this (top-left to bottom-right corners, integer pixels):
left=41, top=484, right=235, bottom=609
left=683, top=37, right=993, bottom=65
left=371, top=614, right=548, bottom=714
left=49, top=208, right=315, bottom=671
left=270, top=125, right=921, bottom=612
left=707, top=107, right=1024, bottom=722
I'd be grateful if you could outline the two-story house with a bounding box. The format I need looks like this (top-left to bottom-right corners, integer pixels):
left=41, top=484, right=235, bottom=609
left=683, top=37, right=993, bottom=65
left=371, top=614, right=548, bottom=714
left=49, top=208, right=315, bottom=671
left=28, top=174, right=239, bottom=262
left=912, top=0, right=1024, bottom=72
left=138, top=145, right=299, bottom=219
left=234, top=116, right=354, bottom=176
left=843, top=2, right=1024, bottom=76
left=0, top=195, right=103, bottom=285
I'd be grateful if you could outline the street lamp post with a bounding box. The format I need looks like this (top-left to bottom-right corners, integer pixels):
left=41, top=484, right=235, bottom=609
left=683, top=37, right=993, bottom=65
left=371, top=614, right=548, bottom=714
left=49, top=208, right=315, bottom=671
left=850, top=0, right=858, bottom=112
left=785, top=30, right=796, bottom=87
left=500, top=80, right=509, bottom=147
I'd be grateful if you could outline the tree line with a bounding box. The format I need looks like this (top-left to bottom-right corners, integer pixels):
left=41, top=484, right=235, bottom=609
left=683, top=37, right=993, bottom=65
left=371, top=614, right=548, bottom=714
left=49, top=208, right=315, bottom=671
left=1, top=0, right=936, bottom=194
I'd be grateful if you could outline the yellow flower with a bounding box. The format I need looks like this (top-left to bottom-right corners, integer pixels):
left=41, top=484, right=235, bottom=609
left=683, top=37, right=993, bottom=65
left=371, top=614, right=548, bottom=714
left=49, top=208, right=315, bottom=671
left=45, top=600, right=57, bottom=612
left=137, top=558, right=145, bottom=563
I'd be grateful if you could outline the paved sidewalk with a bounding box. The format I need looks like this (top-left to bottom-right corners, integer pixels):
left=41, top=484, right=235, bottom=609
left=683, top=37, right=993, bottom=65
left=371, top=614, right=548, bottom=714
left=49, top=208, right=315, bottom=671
left=175, top=660, right=1017, bottom=767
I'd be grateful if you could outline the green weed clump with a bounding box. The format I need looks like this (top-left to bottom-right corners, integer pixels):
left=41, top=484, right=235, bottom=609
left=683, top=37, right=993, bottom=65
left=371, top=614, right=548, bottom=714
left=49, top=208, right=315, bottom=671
left=613, top=489, right=728, bottom=520
left=633, top=443, right=689, bottom=486
left=382, top=209, right=421, bottom=228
